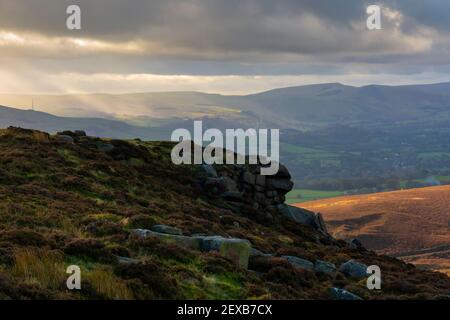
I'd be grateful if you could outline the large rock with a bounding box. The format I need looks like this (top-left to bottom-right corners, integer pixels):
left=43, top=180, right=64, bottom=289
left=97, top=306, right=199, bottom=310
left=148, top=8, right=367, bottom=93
left=199, top=236, right=252, bottom=269
left=314, top=260, right=336, bottom=275
left=339, top=259, right=368, bottom=279
left=282, top=256, right=314, bottom=270
left=131, top=229, right=251, bottom=269
left=151, top=225, right=182, bottom=236
left=277, top=204, right=317, bottom=228
left=330, top=288, right=362, bottom=300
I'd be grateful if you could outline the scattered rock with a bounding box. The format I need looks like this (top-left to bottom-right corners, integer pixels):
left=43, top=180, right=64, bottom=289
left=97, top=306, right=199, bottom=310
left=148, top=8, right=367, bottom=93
left=281, top=256, right=314, bottom=270
left=330, top=287, right=362, bottom=300
left=131, top=229, right=251, bottom=269
left=151, top=225, right=182, bottom=236
left=314, top=260, right=336, bottom=275
left=200, top=236, right=252, bottom=269
left=115, top=256, right=140, bottom=264
left=131, top=229, right=202, bottom=250
left=339, top=259, right=368, bottom=278
left=249, top=248, right=273, bottom=256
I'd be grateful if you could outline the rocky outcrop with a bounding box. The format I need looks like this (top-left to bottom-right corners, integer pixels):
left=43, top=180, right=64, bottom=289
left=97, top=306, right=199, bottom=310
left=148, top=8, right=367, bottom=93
left=201, top=163, right=294, bottom=208
left=201, top=163, right=330, bottom=234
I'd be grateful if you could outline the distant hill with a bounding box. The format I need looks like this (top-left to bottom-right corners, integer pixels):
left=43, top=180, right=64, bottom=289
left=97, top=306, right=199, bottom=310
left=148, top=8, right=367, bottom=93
left=3, top=82, right=450, bottom=130
left=298, top=186, right=450, bottom=275
left=3, top=82, right=450, bottom=194
left=0, top=105, right=169, bottom=140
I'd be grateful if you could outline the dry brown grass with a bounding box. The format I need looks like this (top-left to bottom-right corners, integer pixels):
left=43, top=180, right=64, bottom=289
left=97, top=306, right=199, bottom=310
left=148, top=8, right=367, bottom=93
left=85, top=267, right=134, bottom=300
left=298, top=185, right=450, bottom=275
left=12, top=248, right=65, bottom=289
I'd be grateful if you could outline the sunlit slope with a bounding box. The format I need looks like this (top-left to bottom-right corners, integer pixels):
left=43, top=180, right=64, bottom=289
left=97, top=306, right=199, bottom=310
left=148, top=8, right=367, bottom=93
left=297, top=186, right=450, bottom=275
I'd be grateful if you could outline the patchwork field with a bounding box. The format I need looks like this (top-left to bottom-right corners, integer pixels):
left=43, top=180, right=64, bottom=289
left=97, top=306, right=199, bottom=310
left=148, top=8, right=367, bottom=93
left=297, top=186, right=450, bottom=275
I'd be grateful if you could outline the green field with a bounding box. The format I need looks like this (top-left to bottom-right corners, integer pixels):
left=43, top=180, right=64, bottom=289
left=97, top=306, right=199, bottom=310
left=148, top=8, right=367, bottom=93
left=286, top=189, right=345, bottom=204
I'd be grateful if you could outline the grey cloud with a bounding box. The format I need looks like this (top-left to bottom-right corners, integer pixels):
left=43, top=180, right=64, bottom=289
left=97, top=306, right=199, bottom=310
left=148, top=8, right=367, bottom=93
left=0, top=0, right=449, bottom=77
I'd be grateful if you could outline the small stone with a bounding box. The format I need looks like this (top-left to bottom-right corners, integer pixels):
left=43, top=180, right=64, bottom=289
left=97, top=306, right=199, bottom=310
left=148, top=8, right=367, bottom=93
left=314, top=260, right=336, bottom=275
left=330, top=288, right=362, bottom=300
left=115, top=256, right=140, bottom=264
left=151, top=224, right=182, bottom=235
left=281, top=256, right=314, bottom=270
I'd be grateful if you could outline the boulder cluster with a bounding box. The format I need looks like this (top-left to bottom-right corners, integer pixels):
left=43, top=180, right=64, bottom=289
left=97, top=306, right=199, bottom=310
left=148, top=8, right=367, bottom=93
left=201, top=163, right=292, bottom=207
left=200, top=163, right=328, bottom=235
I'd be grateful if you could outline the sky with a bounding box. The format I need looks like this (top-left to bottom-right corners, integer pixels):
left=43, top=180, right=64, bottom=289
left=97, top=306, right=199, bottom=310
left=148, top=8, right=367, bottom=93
left=1, top=0, right=450, bottom=94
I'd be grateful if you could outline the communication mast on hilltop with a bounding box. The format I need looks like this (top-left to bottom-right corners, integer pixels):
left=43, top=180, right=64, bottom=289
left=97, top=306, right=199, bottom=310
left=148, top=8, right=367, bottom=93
left=31, top=99, right=35, bottom=111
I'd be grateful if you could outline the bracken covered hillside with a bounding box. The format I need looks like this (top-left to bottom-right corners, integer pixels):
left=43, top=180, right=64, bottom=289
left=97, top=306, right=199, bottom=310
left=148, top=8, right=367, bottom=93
left=0, top=127, right=449, bottom=300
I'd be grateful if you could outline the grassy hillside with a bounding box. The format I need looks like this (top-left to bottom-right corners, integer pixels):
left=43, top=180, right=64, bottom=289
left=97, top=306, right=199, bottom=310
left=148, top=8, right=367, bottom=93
left=0, top=127, right=448, bottom=300
left=299, top=186, right=450, bottom=276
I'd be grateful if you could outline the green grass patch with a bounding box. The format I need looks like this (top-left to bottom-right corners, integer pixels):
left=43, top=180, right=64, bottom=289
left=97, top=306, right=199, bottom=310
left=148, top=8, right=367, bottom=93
left=286, top=189, right=345, bottom=204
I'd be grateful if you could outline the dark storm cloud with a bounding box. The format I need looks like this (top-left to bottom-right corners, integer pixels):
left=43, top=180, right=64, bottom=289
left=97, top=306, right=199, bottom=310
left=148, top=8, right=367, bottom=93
left=0, top=0, right=450, bottom=77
